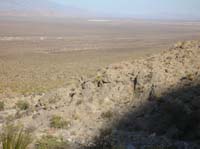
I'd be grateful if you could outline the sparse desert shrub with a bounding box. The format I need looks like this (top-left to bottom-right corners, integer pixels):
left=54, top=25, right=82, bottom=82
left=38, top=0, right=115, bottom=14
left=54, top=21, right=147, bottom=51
left=35, top=135, right=69, bottom=149
left=0, top=124, right=32, bottom=149
left=0, top=101, right=4, bottom=111
left=50, top=115, right=70, bottom=129
left=16, top=100, right=29, bottom=110
left=101, top=111, right=113, bottom=119
left=48, top=93, right=61, bottom=104
left=48, top=97, right=57, bottom=104
left=72, top=114, right=79, bottom=120
left=94, top=75, right=104, bottom=87
left=5, top=115, right=15, bottom=123
left=75, top=100, right=82, bottom=106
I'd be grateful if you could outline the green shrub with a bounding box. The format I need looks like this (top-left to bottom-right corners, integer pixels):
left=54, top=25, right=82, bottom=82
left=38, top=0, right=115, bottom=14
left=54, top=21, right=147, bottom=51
left=16, top=100, right=29, bottom=110
left=35, top=135, right=69, bottom=149
left=0, top=124, right=32, bottom=149
left=50, top=116, right=70, bottom=129
left=0, top=101, right=4, bottom=111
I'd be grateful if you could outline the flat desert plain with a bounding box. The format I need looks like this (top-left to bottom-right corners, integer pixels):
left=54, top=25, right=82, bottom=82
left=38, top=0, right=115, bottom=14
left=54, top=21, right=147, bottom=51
left=0, top=17, right=200, bottom=96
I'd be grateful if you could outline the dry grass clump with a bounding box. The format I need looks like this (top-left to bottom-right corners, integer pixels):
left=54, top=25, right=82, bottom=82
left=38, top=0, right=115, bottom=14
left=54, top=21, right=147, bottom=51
left=0, top=124, right=32, bottom=149
left=50, top=115, right=70, bottom=129
left=16, top=100, right=29, bottom=110
left=35, top=135, right=69, bottom=149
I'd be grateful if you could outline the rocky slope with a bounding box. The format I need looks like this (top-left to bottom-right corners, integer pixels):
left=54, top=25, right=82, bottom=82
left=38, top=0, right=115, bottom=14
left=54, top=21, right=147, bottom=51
left=0, top=40, right=200, bottom=148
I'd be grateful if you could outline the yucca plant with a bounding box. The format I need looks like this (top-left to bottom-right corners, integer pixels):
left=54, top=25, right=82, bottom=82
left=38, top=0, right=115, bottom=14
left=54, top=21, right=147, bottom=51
left=0, top=124, right=32, bottom=149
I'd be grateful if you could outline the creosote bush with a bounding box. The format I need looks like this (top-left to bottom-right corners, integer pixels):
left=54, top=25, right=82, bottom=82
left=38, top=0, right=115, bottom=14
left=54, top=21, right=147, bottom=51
left=35, top=135, right=69, bottom=149
left=16, top=100, right=30, bottom=110
left=0, top=124, right=32, bottom=149
left=50, top=115, right=70, bottom=129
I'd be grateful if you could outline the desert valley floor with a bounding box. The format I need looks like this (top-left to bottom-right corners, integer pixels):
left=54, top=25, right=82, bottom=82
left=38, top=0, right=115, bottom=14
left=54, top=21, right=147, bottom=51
left=0, top=17, right=200, bottom=96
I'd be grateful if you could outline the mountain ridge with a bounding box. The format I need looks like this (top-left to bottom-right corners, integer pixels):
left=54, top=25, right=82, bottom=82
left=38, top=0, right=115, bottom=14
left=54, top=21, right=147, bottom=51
left=0, top=0, right=92, bottom=17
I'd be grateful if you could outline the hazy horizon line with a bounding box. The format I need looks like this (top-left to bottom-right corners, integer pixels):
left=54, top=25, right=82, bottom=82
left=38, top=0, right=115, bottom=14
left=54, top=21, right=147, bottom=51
left=0, top=15, right=200, bottom=22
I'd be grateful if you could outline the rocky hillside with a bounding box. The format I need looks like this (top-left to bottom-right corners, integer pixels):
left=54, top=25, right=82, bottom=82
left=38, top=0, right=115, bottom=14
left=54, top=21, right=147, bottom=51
left=0, top=41, right=200, bottom=148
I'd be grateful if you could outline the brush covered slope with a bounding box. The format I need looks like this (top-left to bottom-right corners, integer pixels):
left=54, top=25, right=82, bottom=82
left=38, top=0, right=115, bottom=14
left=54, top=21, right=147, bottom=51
left=0, top=41, right=200, bottom=148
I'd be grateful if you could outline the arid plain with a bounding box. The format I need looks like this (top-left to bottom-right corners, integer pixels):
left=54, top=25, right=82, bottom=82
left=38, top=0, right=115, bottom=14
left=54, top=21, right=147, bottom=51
left=1, top=17, right=200, bottom=96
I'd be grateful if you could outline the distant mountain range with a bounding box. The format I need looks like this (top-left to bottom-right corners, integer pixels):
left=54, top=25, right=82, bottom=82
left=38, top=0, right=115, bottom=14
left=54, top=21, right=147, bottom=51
left=0, top=0, right=92, bottom=17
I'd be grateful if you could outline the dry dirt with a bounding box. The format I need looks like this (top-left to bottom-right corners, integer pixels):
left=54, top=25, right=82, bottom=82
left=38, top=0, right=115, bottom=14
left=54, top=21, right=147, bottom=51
left=1, top=18, right=200, bottom=96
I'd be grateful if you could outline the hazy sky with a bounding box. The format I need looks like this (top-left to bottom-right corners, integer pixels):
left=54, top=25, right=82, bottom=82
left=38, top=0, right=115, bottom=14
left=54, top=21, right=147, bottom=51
left=50, top=0, right=200, bottom=19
